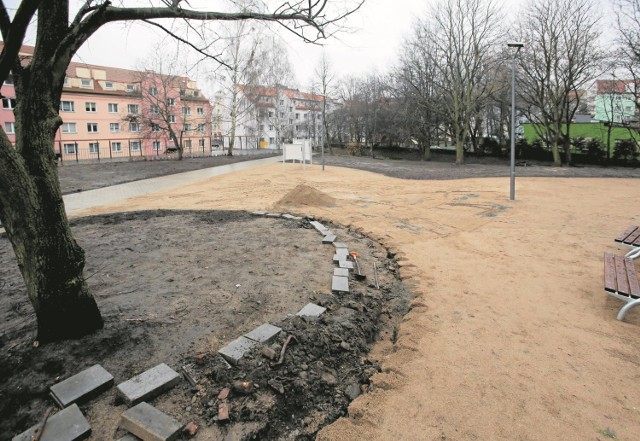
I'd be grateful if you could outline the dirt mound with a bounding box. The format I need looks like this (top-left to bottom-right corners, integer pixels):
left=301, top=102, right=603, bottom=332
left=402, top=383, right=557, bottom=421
left=274, top=184, right=337, bottom=208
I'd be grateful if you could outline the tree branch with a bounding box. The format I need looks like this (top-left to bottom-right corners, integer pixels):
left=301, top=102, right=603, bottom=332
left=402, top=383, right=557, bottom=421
left=0, top=0, right=43, bottom=84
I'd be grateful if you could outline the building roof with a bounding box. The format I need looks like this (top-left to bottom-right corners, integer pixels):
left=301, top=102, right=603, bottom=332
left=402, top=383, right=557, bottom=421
left=595, top=79, right=637, bottom=94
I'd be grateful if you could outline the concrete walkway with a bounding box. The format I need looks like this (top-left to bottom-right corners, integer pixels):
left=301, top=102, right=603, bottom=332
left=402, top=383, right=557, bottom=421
left=63, top=155, right=282, bottom=214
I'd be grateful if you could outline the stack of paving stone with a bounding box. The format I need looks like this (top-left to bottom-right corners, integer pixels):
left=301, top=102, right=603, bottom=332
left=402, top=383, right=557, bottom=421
left=13, top=363, right=184, bottom=441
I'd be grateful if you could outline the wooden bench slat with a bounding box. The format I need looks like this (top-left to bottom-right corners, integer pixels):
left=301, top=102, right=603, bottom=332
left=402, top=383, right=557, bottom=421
left=615, top=225, right=639, bottom=243
left=604, top=253, right=618, bottom=292
left=623, top=228, right=640, bottom=245
left=631, top=236, right=640, bottom=247
left=624, top=258, right=640, bottom=299
left=615, top=255, right=631, bottom=295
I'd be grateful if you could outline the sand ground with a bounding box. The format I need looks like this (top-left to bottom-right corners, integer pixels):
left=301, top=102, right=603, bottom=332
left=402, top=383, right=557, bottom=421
left=75, top=162, right=640, bottom=441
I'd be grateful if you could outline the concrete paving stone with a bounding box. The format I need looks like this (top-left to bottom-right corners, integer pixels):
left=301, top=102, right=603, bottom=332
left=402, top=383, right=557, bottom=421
left=282, top=214, right=301, bottom=220
left=338, top=261, right=355, bottom=269
left=333, top=242, right=348, bottom=249
left=309, top=221, right=328, bottom=233
left=333, top=254, right=348, bottom=263
left=334, top=268, right=350, bottom=277
left=265, top=212, right=282, bottom=218
left=244, top=323, right=282, bottom=343
left=116, top=364, right=181, bottom=406
left=50, top=364, right=114, bottom=408
left=322, top=234, right=337, bottom=244
left=296, top=303, right=327, bottom=317
left=12, top=404, right=90, bottom=441
left=335, top=248, right=349, bottom=256
left=332, top=275, right=350, bottom=293
left=251, top=211, right=267, bottom=216
left=120, top=402, right=183, bottom=441
left=218, top=336, right=257, bottom=366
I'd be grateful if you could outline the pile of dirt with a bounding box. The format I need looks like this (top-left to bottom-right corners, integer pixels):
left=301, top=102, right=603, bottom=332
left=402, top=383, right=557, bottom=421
left=0, top=210, right=410, bottom=440
left=274, top=184, right=337, bottom=209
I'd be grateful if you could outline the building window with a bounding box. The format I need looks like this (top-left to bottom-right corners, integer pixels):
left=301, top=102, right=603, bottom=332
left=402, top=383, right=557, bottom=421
left=61, top=122, right=77, bottom=133
left=182, top=107, right=191, bottom=116
left=151, top=123, right=160, bottom=132
left=110, top=122, right=120, bottom=133
left=280, top=100, right=284, bottom=105
left=4, top=122, right=15, bottom=134
left=279, top=112, right=284, bottom=118
left=197, top=107, right=204, bottom=116
left=167, top=98, right=175, bottom=106
left=199, top=139, right=205, bottom=148
left=304, top=113, right=308, bottom=119
left=127, top=104, right=139, bottom=114
left=89, top=142, right=99, bottom=154
left=184, top=140, right=192, bottom=149
left=63, top=77, right=69, bottom=86
left=152, top=141, right=161, bottom=151
left=87, top=122, right=98, bottom=133
left=4, top=74, right=14, bottom=86
left=63, top=143, right=77, bottom=154
left=111, top=141, right=122, bottom=152
left=183, top=123, right=192, bottom=131
left=151, top=105, right=160, bottom=115
left=126, top=84, right=134, bottom=92
left=130, top=141, right=141, bottom=151
left=295, top=113, right=300, bottom=120
left=105, top=81, right=113, bottom=89
left=85, top=102, right=96, bottom=112
left=197, top=123, right=205, bottom=132
left=149, top=87, right=158, bottom=96
left=193, top=91, right=199, bottom=97
left=269, top=125, right=274, bottom=131
left=269, top=137, right=275, bottom=144
left=169, top=115, right=176, bottom=123
left=80, top=79, right=91, bottom=88
left=108, top=103, right=118, bottom=113
left=129, top=122, right=140, bottom=132
left=295, top=125, right=299, bottom=131
left=60, top=101, right=75, bottom=112
left=260, top=124, right=264, bottom=131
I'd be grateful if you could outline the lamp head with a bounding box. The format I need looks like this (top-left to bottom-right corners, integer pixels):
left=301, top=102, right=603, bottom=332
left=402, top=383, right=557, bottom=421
left=507, top=42, right=524, bottom=48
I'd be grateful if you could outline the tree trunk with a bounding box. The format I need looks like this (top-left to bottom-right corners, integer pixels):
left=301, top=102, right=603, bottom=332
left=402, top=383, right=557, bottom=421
left=551, top=140, right=562, bottom=166
left=455, top=135, right=465, bottom=165
left=0, top=74, right=103, bottom=343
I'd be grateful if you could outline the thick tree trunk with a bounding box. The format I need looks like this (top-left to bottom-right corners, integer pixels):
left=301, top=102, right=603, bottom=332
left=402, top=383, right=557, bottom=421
left=0, top=38, right=103, bottom=342
left=455, top=137, right=465, bottom=165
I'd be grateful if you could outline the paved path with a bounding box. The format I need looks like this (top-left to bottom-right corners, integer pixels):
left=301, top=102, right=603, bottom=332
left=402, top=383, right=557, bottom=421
left=63, top=155, right=282, bottom=214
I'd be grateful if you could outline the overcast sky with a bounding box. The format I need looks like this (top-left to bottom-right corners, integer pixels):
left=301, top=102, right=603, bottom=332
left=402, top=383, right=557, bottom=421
left=7, top=0, right=618, bottom=95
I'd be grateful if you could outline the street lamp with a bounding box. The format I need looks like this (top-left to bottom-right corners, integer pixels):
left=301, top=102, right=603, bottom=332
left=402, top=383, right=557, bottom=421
left=508, top=42, right=524, bottom=201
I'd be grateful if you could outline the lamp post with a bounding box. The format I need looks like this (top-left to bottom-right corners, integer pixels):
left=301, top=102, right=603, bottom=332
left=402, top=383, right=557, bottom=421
left=508, top=42, right=524, bottom=201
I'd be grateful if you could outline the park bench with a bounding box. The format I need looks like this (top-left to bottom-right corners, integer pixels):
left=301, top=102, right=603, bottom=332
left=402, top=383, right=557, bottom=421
left=615, top=225, right=640, bottom=259
left=604, top=252, right=640, bottom=320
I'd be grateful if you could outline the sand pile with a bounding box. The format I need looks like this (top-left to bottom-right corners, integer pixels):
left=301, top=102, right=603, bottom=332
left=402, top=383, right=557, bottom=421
left=274, top=183, right=337, bottom=208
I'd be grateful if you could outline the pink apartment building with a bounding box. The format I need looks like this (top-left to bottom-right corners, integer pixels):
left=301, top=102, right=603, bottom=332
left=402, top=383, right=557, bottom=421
left=1, top=45, right=212, bottom=162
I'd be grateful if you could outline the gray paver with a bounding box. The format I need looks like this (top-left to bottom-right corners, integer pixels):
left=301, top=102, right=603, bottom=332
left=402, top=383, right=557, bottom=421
left=116, top=364, right=181, bottom=406
left=333, top=241, right=348, bottom=250
left=333, top=254, right=347, bottom=263
left=244, top=323, right=282, bottom=343
left=296, top=303, right=327, bottom=317
left=120, top=402, right=183, bottom=441
left=335, top=248, right=349, bottom=256
left=332, top=275, right=350, bottom=293
left=218, top=336, right=257, bottom=365
left=309, top=221, right=328, bottom=233
left=50, top=364, right=114, bottom=408
left=12, top=404, right=90, bottom=441
left=338, top=261, right=355, bottom=269
left=251, top=211, right=267, bottom=216
left=282, top=214, right=302, bottom=220
left=322, top=234, right=337, bottom=244
left=334, top=268, right=350, bottom=277
left=266, top=212, right=282, bottom=218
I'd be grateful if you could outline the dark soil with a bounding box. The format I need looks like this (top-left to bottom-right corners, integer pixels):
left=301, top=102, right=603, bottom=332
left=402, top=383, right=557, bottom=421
left=0, top=210, right=409, bottom=440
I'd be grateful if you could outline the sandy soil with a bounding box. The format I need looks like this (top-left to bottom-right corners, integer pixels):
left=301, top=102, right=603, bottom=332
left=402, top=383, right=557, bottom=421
left=70, top=160, right=640, bottom=440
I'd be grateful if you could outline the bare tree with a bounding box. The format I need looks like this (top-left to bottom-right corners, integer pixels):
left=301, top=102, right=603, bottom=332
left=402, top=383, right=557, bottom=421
left=516, top=0, right=603, bottom=166
left=0, top=0, right=365, bottom=343
left=418, top=0, right=502, bottom=165
left=396, top=23, right=446, bottom=160
left=313, top=51, right=336, bottom=167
